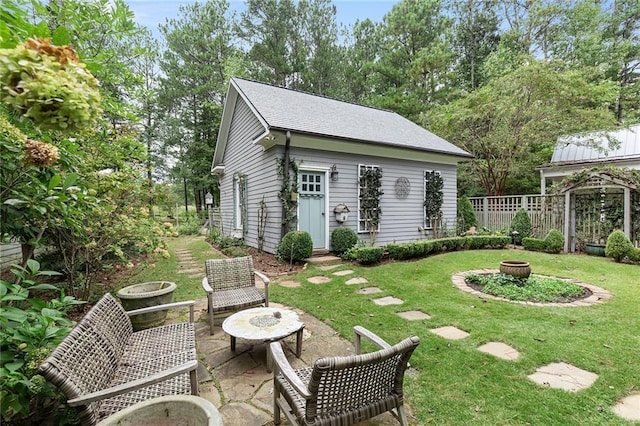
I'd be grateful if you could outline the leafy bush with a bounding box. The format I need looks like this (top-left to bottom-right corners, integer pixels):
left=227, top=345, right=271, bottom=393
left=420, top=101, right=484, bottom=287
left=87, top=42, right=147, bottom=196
left=276, top=231, right=313, bottom=264
left=356, top=246, right=384, bottom=265
left=465, top=272, right=586, bottom=302
left=208, top=229, right=243, bottom=249
left=522, top=237, right=546, bottom=252
left=0, top=260, right=83, bottom=424
left=331, top=226, right=358, bottom=255
left=456, top=196, right=477, bottom=234
left=605, top=230, right=634, bottom=262
left=386, top=236, right=510, bottom=261
left=629, top=247, right=640, bottom=263
left=176, top=212, right=202, bottom=235
left=544, top=229, right=565, bottom=253
left=509, top=208, right=532, bottom=245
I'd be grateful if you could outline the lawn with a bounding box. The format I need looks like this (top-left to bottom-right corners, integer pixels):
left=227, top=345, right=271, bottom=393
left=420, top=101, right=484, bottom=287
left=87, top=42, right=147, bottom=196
left=270, top=250, right=640, bottom=425
left=116, top=240, right=639, bottom=425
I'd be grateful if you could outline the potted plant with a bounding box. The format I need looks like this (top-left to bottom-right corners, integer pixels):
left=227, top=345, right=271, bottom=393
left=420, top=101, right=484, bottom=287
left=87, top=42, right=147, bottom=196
left=117, top=281, right=177, bottom=330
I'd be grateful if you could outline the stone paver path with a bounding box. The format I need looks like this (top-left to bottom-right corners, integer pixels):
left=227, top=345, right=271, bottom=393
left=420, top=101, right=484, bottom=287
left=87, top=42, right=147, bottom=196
left=346, top=277, right=368, bottom=285
left=397, top=310, right=431, bottom=321
left=307, top=276, right=331, bottom=284
left=333, top=269, right=354, bottom=276
left=527, top=362, right=598, bottom=392
left=318, top=264, right=342, bottom=271
left=477, top=342, right=520, bottom=361
left=612, top=393, right=640, bottom=422
left=429, top=326, right=470, bottom=340
left=279, top=280, right=301, bottom=288
left=373, top=296, right=404, bottom=306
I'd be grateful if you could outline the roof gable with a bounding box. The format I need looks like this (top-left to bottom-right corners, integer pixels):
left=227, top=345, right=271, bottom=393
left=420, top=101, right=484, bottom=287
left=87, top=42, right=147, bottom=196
left=230, top=77, right=472, bottom=158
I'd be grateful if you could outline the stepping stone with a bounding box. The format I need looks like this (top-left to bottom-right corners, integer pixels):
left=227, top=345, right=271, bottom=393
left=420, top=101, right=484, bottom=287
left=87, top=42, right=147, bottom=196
left=318, top=264, right=342, bottom=271
left=333, top=269, right=354, bottom=276
left=357, top=287, right=382, bottom=295
left=345, top=277, right=368, bottom=285
left=397, top=310, right=431, bottom=321
left=612, top=393, right=640, bottom=422
left=307, top=276, right=331, bottom=284
left=477, top=342, right=520, bottom=361
left=430, top=326, right=469, bottom=340
left=178, top=268, right=202, bottom=274
left=279, top=280, right=301, bottom=288
left=373, top=296, right=404, bottom=306
left=527, top=362, right=598, bottom=392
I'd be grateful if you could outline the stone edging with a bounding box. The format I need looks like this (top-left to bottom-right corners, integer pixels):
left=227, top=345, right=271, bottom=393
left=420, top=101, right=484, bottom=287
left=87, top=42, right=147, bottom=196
left=452, top=269, right=613, bottom=307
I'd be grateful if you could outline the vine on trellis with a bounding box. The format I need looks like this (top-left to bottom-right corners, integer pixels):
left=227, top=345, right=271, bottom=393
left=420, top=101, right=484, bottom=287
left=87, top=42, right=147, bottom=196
left=276, top=158, right=299, bottom=234
left=359, top=167, right=384, bottom=245
left=424, top=171, right=444, bottom=238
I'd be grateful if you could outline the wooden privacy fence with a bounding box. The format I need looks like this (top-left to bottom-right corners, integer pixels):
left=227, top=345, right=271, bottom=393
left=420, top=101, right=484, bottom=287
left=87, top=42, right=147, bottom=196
left=468, top=195, right=565, bottom=238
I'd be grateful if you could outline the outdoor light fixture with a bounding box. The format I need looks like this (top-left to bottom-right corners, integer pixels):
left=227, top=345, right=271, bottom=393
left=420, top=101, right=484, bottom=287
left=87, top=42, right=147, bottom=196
left=330, top=164, right=339, bottom=181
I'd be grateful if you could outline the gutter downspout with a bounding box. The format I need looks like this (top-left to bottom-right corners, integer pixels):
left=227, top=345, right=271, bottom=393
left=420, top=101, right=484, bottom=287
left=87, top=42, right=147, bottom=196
left=281, top=130, right=291, bottom=239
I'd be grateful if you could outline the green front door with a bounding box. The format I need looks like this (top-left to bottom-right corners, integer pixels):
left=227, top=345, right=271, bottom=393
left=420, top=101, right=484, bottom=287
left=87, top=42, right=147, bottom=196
left=298, top=171, right=326, bottom=249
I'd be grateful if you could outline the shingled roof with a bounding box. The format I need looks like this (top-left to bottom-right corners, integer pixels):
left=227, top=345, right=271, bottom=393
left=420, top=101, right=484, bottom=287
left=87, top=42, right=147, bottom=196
left=232, top=77, right=472, bottom=158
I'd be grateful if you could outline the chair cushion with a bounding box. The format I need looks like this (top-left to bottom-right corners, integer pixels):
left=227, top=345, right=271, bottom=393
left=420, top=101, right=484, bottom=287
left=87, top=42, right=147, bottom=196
left=210, top=287, right=265, bottom=311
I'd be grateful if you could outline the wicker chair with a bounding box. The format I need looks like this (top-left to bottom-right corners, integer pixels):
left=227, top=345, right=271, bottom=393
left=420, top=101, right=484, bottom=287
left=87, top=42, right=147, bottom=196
left=269, top=326, right=420, bottom=426
left=202, top=256, right=269, bottom=335
left=38, top=294, right=198, bottom=425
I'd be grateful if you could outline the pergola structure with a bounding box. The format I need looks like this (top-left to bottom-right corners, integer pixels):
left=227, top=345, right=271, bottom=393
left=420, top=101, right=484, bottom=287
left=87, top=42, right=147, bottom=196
left=556, top=170, right=638, bottom=252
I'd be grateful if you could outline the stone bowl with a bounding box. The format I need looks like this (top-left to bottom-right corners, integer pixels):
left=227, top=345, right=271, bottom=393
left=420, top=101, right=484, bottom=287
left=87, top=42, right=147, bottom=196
left=499, top=260, right=531, bottom=279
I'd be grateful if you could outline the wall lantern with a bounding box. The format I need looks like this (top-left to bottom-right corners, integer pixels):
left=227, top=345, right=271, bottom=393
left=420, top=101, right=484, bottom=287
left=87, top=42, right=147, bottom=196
left=334, top=204, right=350, bottom=223
left=330, top=164, right=339, bottom=182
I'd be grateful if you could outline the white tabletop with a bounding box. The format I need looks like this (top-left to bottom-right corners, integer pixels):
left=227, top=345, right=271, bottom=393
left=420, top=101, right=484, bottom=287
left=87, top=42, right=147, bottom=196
left=222, top=307, right=303, bottom=341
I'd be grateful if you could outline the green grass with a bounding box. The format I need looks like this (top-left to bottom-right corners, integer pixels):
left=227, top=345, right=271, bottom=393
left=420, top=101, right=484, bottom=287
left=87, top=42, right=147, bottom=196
left=117, top=240, right=640, bottom=425
left=269, top=249, right=640, bottom=425
left=115, top=236, right=224, bottom=301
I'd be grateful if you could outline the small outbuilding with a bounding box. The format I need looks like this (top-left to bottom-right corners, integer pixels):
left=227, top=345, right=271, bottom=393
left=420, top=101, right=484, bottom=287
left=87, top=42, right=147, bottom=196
left=211, top=77, right=472, bottom=254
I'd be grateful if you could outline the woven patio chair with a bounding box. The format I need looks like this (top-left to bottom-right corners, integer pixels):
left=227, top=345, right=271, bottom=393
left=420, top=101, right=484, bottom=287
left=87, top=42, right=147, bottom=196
left=38, top=294, right=198, bottom=425
left=269, top=325, right=420, bottom=426
left=202, top=256, right=269, bottom=335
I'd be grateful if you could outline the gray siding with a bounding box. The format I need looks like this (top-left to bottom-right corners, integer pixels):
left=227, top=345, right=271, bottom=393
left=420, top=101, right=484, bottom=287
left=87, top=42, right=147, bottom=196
left=219, top=97, right=283, bottom=254
left=290, top=148, right=458, bottom=248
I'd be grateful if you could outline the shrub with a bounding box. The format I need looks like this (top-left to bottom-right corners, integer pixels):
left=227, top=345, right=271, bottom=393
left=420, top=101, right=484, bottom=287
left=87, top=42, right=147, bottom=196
left=356, top=246, right=384, bottom=265
left=544, top=229, right=564, bottom=253
left=176, top=212, right=202, bottom=235
left=0, top=260, right=83, bottom=424
left=522, top=237, right=546, bottom=252
left=331, top=227, right=358, bottom=255
left=457, top=196, right=478, bottom=234
left=629, top=247, right=640, bottom=263
left=276, top=231, right=313, bottom=264
left=509, top=208, right=532, bottom=245
left=605, top=230, right=634, bottom=262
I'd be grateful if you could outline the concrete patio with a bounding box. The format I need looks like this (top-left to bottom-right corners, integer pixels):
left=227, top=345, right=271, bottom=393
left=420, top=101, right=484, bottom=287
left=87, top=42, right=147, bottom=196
left=178, top=298, right=413, bottom=426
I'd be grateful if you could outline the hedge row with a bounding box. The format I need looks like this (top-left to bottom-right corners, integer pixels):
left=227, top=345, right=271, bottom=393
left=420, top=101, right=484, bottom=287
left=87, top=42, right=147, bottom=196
left=386, top=235, right=510, bottom=261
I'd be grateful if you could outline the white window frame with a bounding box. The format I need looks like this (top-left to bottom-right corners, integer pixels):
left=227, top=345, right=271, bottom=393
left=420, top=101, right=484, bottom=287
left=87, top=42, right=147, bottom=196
left=423, top=169, right=442, bottom=229
left=357, top=164, right=381, bottom=233
left=232, top=175, right=244, bottom=231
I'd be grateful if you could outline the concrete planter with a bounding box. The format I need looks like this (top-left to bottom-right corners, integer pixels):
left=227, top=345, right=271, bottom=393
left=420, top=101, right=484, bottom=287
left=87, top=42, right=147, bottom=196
left=117, top=281, right=176, bottom=331
left=97, top=395, right=222, bottom=426
left=499, top=260, right=531, bottom=279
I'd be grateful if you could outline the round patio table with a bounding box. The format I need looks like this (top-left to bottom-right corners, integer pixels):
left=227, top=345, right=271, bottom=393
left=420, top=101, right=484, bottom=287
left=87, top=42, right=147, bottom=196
left=222, top=307, right=304, bottom=372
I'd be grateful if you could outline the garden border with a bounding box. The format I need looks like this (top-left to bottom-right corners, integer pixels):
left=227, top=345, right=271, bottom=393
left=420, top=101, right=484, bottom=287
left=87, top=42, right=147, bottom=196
left=452, top=270, right=613, bottom=307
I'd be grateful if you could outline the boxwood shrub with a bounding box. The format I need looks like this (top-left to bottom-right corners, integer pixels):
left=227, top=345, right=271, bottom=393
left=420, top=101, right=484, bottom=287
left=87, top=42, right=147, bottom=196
left=544, top=229, right=565, bottom=253
left=356, top=246, right=384, bottom=264
left=386, top=236, right=509, bottom=261
left=330, top=226, right=358, bottom=255
left=276, top=230, right=313, bottom=263
left=605, top=230, right=634, bottom=262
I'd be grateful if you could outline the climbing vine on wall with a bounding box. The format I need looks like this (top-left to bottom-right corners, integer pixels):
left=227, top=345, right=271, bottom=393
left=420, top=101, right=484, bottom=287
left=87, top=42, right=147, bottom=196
left=424, top=171, right=444, bottom=237
left=359, top=167, right=384, bottom=245
left=276, top=158, right=299, bottom=234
